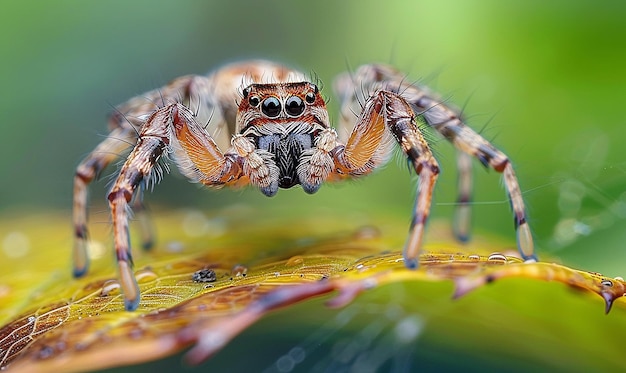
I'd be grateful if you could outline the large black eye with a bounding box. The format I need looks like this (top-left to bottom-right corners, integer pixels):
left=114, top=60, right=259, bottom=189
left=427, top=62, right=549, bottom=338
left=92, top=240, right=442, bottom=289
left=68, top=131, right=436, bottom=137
left=261, top=97, right=281, bottom=117
left=285, top=96, right=305, bottom=117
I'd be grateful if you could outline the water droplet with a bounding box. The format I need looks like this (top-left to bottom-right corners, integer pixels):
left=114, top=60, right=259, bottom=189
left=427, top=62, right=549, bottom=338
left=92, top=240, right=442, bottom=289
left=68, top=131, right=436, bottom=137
left=468, top=255, right=480, bottom=260
left=135, top=268, right=158, bottom=283
left=28, top=316, right=35, bottom=323
left=286, top=255, right=304, bottom=266
left=614, top=276, right=624, bottom=281
left=601, top=280, right=613, bottom=287
left=487, top=253, right=507, bottom=263
left=355, top=264, right=364, bottom=270
left=100, top=280, right=120, bottom=297
left=231, top=264, right=247, bottom=277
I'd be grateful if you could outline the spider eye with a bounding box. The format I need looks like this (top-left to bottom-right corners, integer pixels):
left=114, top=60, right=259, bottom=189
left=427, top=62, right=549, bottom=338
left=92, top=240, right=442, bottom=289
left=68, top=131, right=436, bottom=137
left=249, top=95, right=260, bottom=107
left=242, top=87, right=250, bottom=99
left=285, top=96, right=305, bottom=117
left=261, top=97, right=281, bottom=117
left=305, top=92, right=316, bottom=104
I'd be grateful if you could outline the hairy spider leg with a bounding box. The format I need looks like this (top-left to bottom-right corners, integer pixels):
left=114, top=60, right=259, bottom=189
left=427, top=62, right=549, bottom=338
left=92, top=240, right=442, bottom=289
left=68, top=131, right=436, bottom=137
left=331, top=90, right=440, bottom=269
left=73, top=127, right=137, bottom=277
left=412, top=93, right=535, bottom=261
left=337, top=64, right=536, bottom=262
left=107, top=121, right=167, bottom=310
left=108, top=102, right=257, bottom=310
left=72, top=72, right=229, bottom=279
left=73, top=61, right=304, bottom=310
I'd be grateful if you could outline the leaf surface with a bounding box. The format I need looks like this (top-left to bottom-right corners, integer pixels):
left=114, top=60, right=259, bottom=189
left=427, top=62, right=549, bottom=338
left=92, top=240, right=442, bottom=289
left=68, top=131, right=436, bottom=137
left=0, top=208, right=624, bottom=372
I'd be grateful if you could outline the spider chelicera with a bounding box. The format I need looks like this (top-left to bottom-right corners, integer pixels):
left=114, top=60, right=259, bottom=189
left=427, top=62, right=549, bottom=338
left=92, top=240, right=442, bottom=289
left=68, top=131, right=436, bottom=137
left=73, top=60, right=536, bottom=311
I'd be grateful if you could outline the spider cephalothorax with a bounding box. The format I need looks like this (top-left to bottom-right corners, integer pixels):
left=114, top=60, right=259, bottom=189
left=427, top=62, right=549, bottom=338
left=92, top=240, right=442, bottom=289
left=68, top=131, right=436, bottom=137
left=73, top=60, right=536, bottom=311
left=236, top=81, right=331, bottom=195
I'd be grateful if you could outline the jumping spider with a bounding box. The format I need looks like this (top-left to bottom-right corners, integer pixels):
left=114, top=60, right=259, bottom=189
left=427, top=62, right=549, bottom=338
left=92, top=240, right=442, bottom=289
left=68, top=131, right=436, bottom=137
left=73, top=60, right=536, bottom=311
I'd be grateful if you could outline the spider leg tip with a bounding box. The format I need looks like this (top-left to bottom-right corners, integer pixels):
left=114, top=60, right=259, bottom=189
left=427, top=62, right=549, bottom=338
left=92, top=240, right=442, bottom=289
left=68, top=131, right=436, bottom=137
left=454, top=232, right=470, bottom=243
left=124, top=296, right=141, bottom=312
left=404, top=257, right=419, bottom=270
left=142, top=240, right=155, bottom=251
left=72, top=266, right=89, bottom=278
left=522, top=253, right=539, bottom=263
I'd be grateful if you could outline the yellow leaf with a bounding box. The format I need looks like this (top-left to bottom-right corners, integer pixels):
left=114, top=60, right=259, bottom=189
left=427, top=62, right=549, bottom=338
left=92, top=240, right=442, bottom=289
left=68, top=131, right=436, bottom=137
left=0, top=207, right=624, bottom=372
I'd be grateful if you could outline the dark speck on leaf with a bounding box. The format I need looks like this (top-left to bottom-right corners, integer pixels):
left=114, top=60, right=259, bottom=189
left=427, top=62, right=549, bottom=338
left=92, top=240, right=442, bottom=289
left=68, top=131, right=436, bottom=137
left=192, top=268, right=217, bottom=283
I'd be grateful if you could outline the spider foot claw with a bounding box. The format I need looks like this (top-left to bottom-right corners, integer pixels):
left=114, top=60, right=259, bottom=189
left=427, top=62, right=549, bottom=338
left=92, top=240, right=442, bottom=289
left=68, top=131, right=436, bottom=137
left=73, top=264, right=89, bottom=278
left=72, top=240, right=90, bottom=278
left=522, top=253, right=539, bottom=263
left=404, top=257, right=419, bottom=270
left=119, top=261, right=141, bottom=311
left=124, top=295, right=141, bottom=312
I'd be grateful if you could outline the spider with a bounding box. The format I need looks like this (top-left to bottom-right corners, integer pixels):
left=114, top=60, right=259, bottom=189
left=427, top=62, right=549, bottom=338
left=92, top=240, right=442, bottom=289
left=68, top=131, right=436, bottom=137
left=73, top=60, right=536, bottom=311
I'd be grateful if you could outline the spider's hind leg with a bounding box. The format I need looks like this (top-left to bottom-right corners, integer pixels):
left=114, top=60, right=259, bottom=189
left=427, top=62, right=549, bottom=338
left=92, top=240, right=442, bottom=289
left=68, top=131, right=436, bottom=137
left=453, top=152, right=473, bottom=243
left=347, top=63, right=537, bottom=262
left=73, top=127, right=137, bottom=278
left=417, top=94, right=536, bottom=261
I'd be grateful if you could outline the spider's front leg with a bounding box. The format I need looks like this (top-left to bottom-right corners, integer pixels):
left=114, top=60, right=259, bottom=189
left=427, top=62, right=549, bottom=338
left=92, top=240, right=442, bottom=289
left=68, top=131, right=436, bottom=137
left=332, top=90, right=440, bottom=269
left=108, top=103, right=243, bottom=311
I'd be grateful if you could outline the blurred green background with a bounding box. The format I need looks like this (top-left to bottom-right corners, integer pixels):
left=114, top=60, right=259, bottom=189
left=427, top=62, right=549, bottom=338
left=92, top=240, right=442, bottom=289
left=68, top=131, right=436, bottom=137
left=1, top=1, right=626, bottom=371
left=2, top=0, right=625, bottom=272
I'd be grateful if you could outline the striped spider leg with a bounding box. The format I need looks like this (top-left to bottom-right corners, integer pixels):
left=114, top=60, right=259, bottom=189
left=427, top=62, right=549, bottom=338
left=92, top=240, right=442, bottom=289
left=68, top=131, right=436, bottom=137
left=333, top=64, right=536, bottom=263
left=73, top=71, right=221, bottom=279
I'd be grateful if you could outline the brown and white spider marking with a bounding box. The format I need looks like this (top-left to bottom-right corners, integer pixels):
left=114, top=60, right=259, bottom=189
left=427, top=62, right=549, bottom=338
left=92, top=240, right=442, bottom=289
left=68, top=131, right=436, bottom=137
left=73, top=60, right=536, bottom=311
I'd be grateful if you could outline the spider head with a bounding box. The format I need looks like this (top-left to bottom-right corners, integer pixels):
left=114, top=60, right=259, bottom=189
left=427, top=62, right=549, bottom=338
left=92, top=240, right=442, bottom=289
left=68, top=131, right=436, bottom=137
left=236, top=82, right=331, bottom=190
left=237, top=82, right=328, bottom=126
